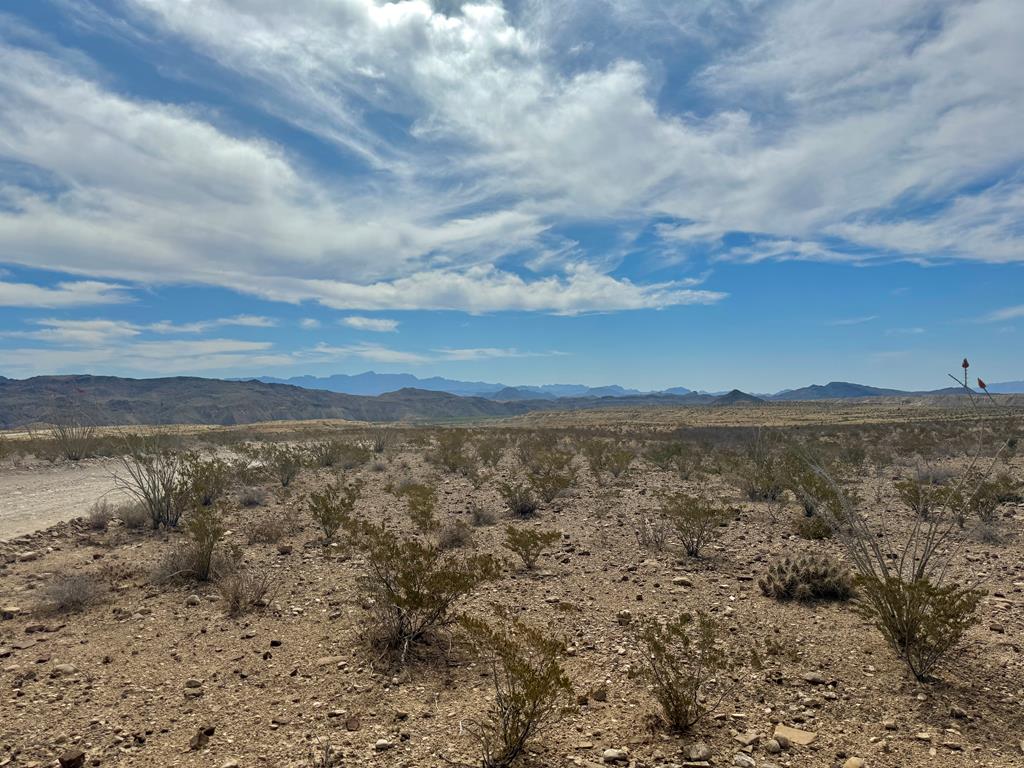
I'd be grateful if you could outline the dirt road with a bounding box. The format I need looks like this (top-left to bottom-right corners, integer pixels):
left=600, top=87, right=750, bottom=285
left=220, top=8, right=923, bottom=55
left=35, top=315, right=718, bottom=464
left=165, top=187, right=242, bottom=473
left=0, top=458, right=128, bottom=540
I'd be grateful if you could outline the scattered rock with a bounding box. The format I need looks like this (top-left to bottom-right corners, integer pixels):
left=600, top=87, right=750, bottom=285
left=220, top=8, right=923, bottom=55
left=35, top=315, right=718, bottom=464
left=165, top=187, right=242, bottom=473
left=58, top=749, right=85, bottom=768
left=773, top=724, right=816, bottom=746
left=684, top=742, right=712, bottom=761
left=602, top=748, right=629, bottom=764
left=843, top=759, right=865, bottom=768
left=735, top=732, right=760, bottom=747
left=764, top=739, right=781, bottom=754
left=733, top=754, right=756, bottom=768
left=374, top=739, right=394, bottom=752
left=189, top=725, right=215, bottom=750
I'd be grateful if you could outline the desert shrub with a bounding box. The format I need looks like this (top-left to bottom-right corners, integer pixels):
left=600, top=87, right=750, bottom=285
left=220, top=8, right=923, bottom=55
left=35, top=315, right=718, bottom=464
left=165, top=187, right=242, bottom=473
left=243, top=513, right=292, bottom=545
left=605, top=446, right=634, bottom=479
left=370, top=428, right=395, bottom=454
left=438, top=520, right=474, bottom=550
left=476, top=434, right=507, bottom=468
left=503, top=526, right=560, bottom=569
left=346, top=519, right=501, bottom=660
left=759, top=554, right=853, bottom=602
left=661, top=492, right=727, bottom=557
left=734, top=430, right=782, bottom=501
left=634, top=514, right=669, bottom=551
left=184, top=504, right=226, bottom=582
left=855, top=576, right=982, bottom=680
left=218, top=565, right=276, bottom=617
left=179, top=452, right=231, bottom=507
left=43, top=573, right=106, bottom=613
left=582, top=439, right=610, bottom=481
left=239, top=486, right=266, bottom=507
left=634, top=612, right=736, bottom=732
left=526, top=452, right=575, bottom=502
left=116, top=500, right=150, bottom=530
left=86, top=499, right=114, bottom=531
left=645, top=441, right=703, bottom=479
left=471, top=503, right=498, bottom=527
left=459, top=611, right=574, bottom=768
left=307, top=440, right=370, bottom=470
left=962, top=471, right=1020, bottom=526
left=306, top=439, right=345, bottom=468
left=432, top=429, right=472, bottom=473
left=498, top=481, right=539, bottom=518
left=792, top=513, right=832, bottom=540
left=115, top=448, right=184, bottom=529
left=257, top=444, right=300, bottom=487
left=893, top=474, right=959, bottom=520
left=400, top=482, right=438, bottom=533
left=49, top=421, right=97, bottom=461
left=308, top=481, right=362, bottom=540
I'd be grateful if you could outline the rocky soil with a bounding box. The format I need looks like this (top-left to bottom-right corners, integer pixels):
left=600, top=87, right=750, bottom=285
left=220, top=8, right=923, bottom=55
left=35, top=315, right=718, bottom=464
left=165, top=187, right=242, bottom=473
left=1, top=428, right=1022, bottom=768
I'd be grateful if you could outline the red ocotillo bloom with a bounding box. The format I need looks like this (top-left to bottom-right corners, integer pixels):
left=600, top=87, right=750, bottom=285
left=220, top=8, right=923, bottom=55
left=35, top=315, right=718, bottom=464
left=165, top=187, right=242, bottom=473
left=977, top=378, right=987, bottom=390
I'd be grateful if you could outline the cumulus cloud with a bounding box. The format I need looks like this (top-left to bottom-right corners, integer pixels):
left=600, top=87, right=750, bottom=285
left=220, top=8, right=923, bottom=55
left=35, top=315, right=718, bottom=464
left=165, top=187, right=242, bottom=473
left=0, top=0, right=1021, bottom=325
left=341, top=316, right=399, bottom=333
left=0, top=279, right=132, bottom=308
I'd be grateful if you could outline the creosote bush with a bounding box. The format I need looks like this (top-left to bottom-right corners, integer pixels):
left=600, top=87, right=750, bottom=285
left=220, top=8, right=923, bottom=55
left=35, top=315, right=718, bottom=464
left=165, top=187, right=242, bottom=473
left=661, top=492, right=727, bottom=557
left=262, top=444, right=303, bottom=487
left=634, top=514, right=669, bottom=551
left=854, top=575, right=982, bottom=680
left=431, top=429, right=472, bottom=474
left=759, top=554, right=853, bottom=602
left=634, top=612, right=742, bottom=732
left=179, top=452, right=231, bottom=507
left=346, top=518, right=501, bottom=660
left=459, top=611, right=574, bottom=768
left=471, top=503, right=498, bottom=527
left=400, top=482, right=438, bottom=533
left=438, top=519, right=474, bottom=550
left=86, top=499, right=114, bottom=531
left=503, top=526, right=560, bottom=569
left=308, top=481, right=362, bottom=540
left=525, top=450, right=575, bottom=503
left=498, top=481, right=538, bottom=518
left=792, top=513, right=832, bottom=540
left=183, top=503, right=226, bottom=582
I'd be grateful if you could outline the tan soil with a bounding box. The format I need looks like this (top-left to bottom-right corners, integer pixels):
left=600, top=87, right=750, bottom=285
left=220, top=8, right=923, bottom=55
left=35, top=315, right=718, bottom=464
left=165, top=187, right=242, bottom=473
left=0, top=413, right=1021, bottom=768
left=0, top=458, right=128, bottom=540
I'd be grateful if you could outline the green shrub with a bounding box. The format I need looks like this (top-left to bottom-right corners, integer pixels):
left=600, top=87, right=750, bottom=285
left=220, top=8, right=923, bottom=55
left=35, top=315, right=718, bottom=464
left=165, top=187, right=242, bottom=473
left=526, top=450, right=575, bottom=502
left=634, top=612, right=738, bottom=732
left=308, top=481, right=361, bottom=540
left=854, top=575, right=982, bottom=681
left=498, top=481, right=538, bottom=517
left=346, top=519, right=501, bottom=660
left=460, top=612, right=574, bottom=767
left=86, top=499, right=114, bottom=531
left=179, top=452, right=231, bottom=507
left=792, top=513, right=832, bottom=540
left=471, top=504, right=498, bottom=527
left=400, top=482, right=438, bottom=533
left=476, top=435, right=507, bottom=468
left=48, top=421, right=97, bottom=461
left=503, top=526, right=560, bottom=569
left=218, top=566, right=276, bottom=617
left=183, top=504, right=226, bottom=582
left=633, top=514, right=669, bottom=551
left=759, top=554, right=853, bottom=602
left=262, top=444, right=303, bottom=487
left=661, top=492, right=727, bottom=556
left=432, top=429, right=472, bottom=473
left=114, top=449, right=184, bottom=529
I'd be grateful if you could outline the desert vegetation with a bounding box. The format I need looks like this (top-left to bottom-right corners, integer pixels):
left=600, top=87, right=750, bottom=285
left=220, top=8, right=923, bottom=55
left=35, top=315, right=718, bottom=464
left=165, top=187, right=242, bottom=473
left=0, top=388, right=1022, bottom=767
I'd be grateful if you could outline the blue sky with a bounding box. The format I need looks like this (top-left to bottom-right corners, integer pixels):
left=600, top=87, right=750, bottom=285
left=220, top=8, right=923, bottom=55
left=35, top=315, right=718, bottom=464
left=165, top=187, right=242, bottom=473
left=0, top=0, right=1022, bottom=392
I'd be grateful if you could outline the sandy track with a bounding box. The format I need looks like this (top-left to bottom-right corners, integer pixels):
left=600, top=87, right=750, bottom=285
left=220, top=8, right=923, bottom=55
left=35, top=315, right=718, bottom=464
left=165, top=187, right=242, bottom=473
left=0, top=459, right=128, bottom=540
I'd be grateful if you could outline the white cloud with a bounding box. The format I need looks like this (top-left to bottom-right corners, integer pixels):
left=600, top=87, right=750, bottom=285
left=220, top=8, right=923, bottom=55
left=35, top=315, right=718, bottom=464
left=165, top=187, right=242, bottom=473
left=981, top=305, right=1024, bottom=323
left=0, top=279, right=132, bottom=308
left=828, top=315, right=878, bottom=327
left=341, top=316, right=399, bottom=333
left=299, top=318, right=321, bottom=329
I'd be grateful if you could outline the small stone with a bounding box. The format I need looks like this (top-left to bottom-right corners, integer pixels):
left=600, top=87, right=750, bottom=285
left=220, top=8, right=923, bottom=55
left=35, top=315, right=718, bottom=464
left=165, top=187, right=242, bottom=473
left=733, top=754, right=756, bottom=768
left=735, top=732, right=760, bottom=747
left=773, top=724, right=816, bottom=746
left=50, top=663, right=78, bottom=678
left=58, top=749, right=86, bottom=768
left=189, top=725, right=215, bottom=750
left=616, top=609, right=632, bottom=626
left=221, top=761, right=240, bottom=768
left=18, top=551, right=39, bottom=562
left=843, top=759, right=865, bottom=768
left=915, top=733, right=933, bottom=742
left=602, top=748, right=629, bottom=764
left=802, top=672, right=828, bottom=685
left=765, top=739, right=781, bottom=754
left=882, top=720, right=897, bottom=731
left=374, top=739, right=393, bottom=752
left=184, top=678, right=203, bottom=688
left=185, top=595, right=201, bottom=607
left=684, top=743, right=712, bottom=761
left=593, top=686, right=608, bottom=702
left=672, top=576, right=693, bottom=587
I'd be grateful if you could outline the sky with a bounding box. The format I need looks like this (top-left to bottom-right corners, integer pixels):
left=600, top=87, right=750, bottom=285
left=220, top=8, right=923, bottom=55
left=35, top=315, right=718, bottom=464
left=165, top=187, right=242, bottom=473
left=0, top=0, right=1022, bottom=393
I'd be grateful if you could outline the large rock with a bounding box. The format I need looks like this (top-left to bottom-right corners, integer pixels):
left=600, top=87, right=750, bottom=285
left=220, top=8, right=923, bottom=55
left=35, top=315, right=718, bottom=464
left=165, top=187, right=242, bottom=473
left=773, top=724, right=817, bottom=746
left=58, top=749, right=86, bottom=768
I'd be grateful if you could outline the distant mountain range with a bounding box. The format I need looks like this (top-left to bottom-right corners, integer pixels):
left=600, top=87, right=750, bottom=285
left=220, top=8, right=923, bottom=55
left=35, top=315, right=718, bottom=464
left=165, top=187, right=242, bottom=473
left=250, top=372, right=1023, bottom=400
left=0, top=374, right=1020, bottom=429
